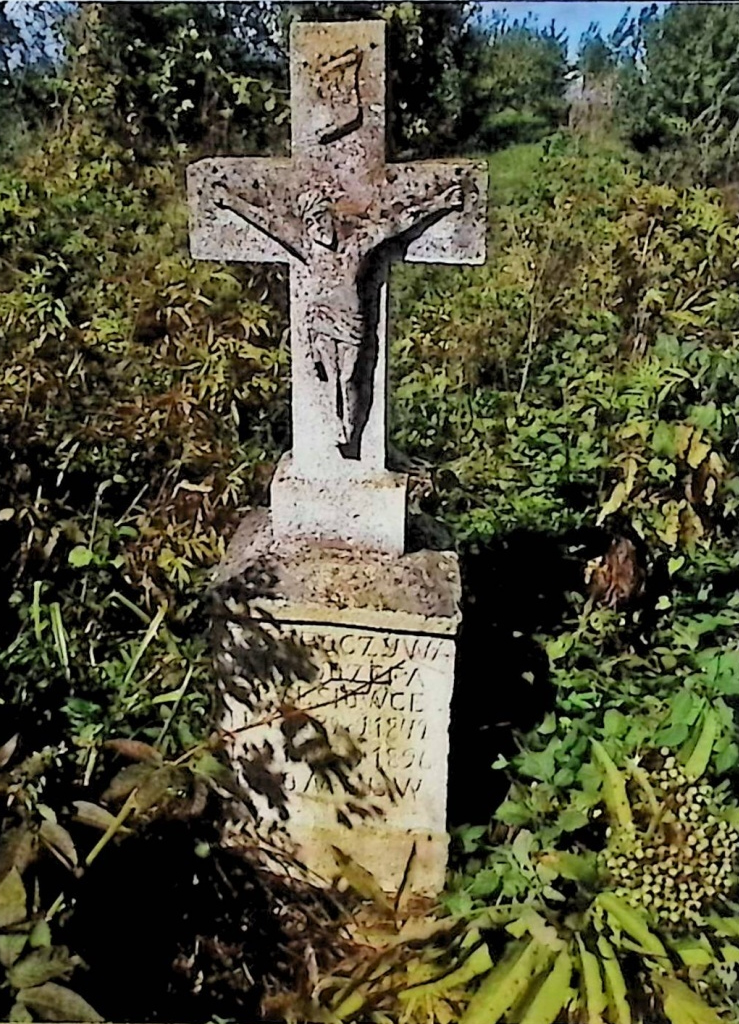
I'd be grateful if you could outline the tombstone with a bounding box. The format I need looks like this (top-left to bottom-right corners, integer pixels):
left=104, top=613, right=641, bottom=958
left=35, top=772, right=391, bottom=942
left=188, top=20, right=487, bottom=896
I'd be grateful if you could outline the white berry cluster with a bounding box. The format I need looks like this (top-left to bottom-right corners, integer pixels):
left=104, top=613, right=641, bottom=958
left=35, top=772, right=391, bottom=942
left=601, top=751, right=739, bottom=927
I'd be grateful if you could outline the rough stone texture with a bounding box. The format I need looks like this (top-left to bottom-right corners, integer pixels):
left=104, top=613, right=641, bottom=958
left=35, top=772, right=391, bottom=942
left=270, top=454, right=408, bottom=555
left=187, top=20, right=488, bottom=552
left=214, top=512, right=461, bottom=894
left=215, top=510, right=460, bottom=620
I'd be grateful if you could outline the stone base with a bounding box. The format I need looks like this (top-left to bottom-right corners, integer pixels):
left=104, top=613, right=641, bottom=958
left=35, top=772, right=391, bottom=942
left=270, top=453, right=408, bottom=555
left=213, top=510, right=461, bottom=897
left=290, top=824, right=449, bottom=897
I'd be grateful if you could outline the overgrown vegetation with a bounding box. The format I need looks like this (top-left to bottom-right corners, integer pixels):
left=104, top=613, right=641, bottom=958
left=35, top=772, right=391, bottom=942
left=3, top=1, right=739, bottom=1022
left=618, top=3, right=739, bottom=185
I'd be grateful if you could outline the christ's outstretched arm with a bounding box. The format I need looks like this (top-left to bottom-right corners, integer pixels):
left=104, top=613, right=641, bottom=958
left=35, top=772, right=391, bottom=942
left=380, top=183, right=465, bottom=243
left=213, top=185, right=308, bottom=264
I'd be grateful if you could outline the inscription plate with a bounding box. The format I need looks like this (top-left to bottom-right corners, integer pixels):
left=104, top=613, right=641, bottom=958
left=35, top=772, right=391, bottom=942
left=221, top=618, right=455, bottom=894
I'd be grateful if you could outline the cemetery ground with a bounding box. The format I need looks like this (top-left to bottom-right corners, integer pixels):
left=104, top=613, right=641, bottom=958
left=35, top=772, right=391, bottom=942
left=5, top=52, right=739, bottom=1024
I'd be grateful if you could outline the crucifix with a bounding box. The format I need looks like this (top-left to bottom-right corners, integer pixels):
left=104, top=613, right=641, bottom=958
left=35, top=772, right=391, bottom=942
left=187, top=20, right=487, bottom=554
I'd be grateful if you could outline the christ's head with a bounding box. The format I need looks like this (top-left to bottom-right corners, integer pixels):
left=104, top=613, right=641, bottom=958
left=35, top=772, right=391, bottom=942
left=297, top=191, right=337, bottom=250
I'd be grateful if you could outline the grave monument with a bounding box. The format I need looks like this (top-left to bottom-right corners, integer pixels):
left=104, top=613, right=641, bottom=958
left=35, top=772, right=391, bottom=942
left=188, top=20, right=487, bottom=896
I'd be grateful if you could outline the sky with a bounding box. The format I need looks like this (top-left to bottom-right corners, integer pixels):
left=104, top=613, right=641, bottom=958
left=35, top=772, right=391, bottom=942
left=483, top=2, right=671, bottom=58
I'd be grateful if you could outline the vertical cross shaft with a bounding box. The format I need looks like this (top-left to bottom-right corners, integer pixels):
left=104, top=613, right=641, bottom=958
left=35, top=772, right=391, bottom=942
left=187, top=20, right=487, bottom=552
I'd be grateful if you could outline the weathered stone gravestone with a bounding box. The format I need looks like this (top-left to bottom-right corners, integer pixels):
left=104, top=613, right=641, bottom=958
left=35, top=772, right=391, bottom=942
left=188, top=20, right=487, bottom=896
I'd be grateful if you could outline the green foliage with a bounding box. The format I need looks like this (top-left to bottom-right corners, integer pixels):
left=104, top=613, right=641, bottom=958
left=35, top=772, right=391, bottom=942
left=71, top=2, right=288, bottom=159
left=577, top=23, right=616, bottom=79
left=0, top=10, right=293, bottom=1014
left=392, top=134, right=739, bottom=550
left=443, top=742, right=739, bottom=1024
left=461, top=12, right=568, bottom=149
left=0, top=4, right=64, bottom=160
left=4, top=0, right=739, bottom=1017
left=0, top=744, right=102, bottom=1022
left=0, top=117, right=287, bottom=753
left=387, top=132, right=739, bottom=1021
left=617, top=3, right=739, bottom=184
left=294, top=741, right=739, bottom=1022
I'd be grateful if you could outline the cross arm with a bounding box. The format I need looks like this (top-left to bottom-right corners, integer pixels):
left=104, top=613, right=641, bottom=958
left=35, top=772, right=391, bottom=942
left=379, top=160, right=488, bottom=265
left=187, top=157, right=306, bottom=264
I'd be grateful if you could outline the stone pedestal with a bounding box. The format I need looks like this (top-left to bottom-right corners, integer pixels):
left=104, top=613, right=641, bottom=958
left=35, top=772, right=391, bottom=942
left=271, top=453, right=408, bottom=555
left=213, top=511, right=460, bottom=896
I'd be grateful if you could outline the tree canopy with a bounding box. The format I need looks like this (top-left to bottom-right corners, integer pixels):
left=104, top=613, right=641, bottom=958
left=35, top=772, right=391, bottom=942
left=619, top=2, right=739, bottom=182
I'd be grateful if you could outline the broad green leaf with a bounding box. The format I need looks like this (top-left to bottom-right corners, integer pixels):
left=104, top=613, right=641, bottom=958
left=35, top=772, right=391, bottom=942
left=459, top=825, right=487, bottom=853
left=722, top=943, right=739, bottom=965
left=597, top=481, right=628, bottom=525
left=71, top=801, right=121, bottom=832
left=683, top=709, right=718, bottom=781
left=669, top=688, right=702, bottom=726
left=516, top=741, right=558, bottom=783
left=538, top=850, right=597, bottom=884
left=519, top=945, right=572, bottom=1024
left=8, top=1000, right=33, bottom=1022
left=67, top=546, right=93, bottom=568
left=8, top=948, right=77, bottom=991
left=29, top=921, right=51, bottom=949
left=591, top=740, right=633, bottom=833
left=652, top=420, right=676, bottom=458
left=545, top=634, right=573, bottom=662
left=38, top=822, right=77, bottom=869
left=461, top=938, right=553, bottom=1024
left=191, top=751, right=226, bottom=779
left=19, top=982, right=103, bottom=1022
left=657, top=976, right=722, bottom=1024
left=655, top=722, right=689, bottom=747
left=506, top=908, right=564, bottom=950
left=557, top=808, right=589, bottom=832
left=104, top=739, right=162, bottom=763
left=0, top=733, right=19, bottom=769
left=0, top=869, right=27, bottom=928
left=716, top=742, right=739, bottom=774
left=670, top=936, right=714, bottom=968
left=151, top=689, right=184, bottom=705
left=687, top=430, right=711, bottom=469
left=101, top=762, right=156, bottom=803
left=133, top=766, right=175, bottom=812
left=0, top=934, right=27, bottom=969
left=495, top=801, right=533, bottom=827
left=603, top=709, right=627, bottom=738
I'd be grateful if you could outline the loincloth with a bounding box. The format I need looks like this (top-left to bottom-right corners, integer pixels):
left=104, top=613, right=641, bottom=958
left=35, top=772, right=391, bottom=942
left=309, top=303, right=364, bottom=347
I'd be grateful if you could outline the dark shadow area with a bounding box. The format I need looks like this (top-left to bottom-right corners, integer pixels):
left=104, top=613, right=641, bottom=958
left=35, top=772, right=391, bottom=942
left=343, top=201, right=466, bottom=460
left=61, top=807, right=349, bottom=1024
left=447, top=526, right=603, bottom=827
left=29, top=555, right=366, bottom=1024
left=339, top=251, right=387, bottom=460
left=210, top=545, right=389, bottom=835
left=64, top=817, right=278, bottom=1023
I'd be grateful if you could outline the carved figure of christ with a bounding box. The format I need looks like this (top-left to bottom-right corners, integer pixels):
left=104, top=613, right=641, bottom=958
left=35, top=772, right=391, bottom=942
left=208, top=178, right=466, bottom=457
left=188, top=20, right=487, bottom=487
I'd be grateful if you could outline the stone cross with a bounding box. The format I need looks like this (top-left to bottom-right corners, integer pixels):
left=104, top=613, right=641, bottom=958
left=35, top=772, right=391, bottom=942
left=188, top=20, right=487, bottom=553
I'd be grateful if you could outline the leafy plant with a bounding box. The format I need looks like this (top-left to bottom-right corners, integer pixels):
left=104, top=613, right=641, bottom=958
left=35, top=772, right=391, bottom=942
left=617, top=3, right=739, bottom=185
left=446, top=741, right=739, bottom=1024
left=0, top=736, right=101, bottom=1022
